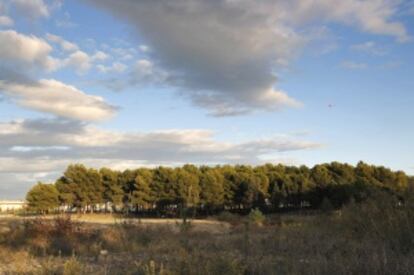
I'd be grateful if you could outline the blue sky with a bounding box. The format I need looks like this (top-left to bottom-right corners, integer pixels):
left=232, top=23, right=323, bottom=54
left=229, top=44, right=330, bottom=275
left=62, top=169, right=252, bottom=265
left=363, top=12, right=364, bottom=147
left=0, top=0, right=413, bottom=198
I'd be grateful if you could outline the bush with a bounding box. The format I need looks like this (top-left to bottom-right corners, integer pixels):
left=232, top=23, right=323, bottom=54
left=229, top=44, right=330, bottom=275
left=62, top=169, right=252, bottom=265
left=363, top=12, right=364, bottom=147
left=63, top=257, right=84, bottom=275
left=248, top=208, right=265, bottom=226
left=50, top=216, right=79, bottom=256
left=341, top=190, right=414, bottom=254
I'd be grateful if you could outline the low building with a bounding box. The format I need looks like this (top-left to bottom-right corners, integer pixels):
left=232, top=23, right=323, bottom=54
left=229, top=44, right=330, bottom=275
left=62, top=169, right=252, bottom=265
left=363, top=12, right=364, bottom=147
left=0, top=200, right=26, bottom=212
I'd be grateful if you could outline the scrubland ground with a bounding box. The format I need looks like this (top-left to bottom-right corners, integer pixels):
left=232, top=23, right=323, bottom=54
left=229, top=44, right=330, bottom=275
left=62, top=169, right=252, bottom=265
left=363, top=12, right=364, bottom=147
left=1, top=195, right=414, bottom=275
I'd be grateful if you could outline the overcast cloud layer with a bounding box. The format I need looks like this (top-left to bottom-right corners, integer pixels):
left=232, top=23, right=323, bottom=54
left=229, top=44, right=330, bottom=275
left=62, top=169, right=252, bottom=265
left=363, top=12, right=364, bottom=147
left=88, top=0, right=408, bottom=116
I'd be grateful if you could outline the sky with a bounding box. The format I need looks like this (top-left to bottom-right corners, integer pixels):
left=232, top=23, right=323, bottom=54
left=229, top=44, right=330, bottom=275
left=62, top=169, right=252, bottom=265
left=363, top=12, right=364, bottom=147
left=0, top=0, right=413, bottom=199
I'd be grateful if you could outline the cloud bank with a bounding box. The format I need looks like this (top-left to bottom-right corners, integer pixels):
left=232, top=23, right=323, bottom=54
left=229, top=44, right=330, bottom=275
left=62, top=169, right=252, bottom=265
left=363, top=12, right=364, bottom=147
left=0, top=117, right=321, bottom=198
left=0, top=118, right=321, bottom=163
left=87, top=0, right=408, bottom=116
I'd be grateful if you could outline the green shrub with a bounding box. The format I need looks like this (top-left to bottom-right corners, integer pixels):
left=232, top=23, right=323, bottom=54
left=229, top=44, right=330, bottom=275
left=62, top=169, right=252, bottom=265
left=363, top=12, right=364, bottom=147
left=248, top=208, right=265, bottom=226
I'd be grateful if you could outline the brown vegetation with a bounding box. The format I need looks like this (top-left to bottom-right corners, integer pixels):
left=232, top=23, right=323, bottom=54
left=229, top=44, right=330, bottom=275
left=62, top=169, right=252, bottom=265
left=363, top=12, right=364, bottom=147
left=1, top=191, right=414, bottom=274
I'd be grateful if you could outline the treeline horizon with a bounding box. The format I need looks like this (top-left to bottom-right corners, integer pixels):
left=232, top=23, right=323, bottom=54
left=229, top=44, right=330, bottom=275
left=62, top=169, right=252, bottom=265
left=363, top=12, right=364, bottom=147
left=26, top=161, right=414, bottom=215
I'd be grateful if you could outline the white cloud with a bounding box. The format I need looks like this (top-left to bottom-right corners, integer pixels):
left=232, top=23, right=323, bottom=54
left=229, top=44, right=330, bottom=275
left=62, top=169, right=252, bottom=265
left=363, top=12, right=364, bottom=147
left=0, top=78, right=117, bottom=121
left=49, top=0, right=64, bottom=11
left=97, top=62, right=127, bottom=74
left=341, top=60, right=368, bottom=70
left=139, top=45, right=150, bottom=53
left=11, top=146, right=70, bottom=152
left=0, top=118, right=321, bottom=165
left=114, top=63, right=127, bottom=73
left=12, top=0, right=49, bottom=19
left=351, top=41, right=387, bottom=56
left=110, top=47, right=136, bottom=60
left=55, top=11, right=77, bottom=28
left=0, top=15, right=13, bottom=26
left=0, top=30, right=59, bottom=71
left=60, top=49, right=114, bottom=74
left=279, top=0, right=409, bottom=42
left=62, top=50, right=92, bottom=74
left=0, top=30, right=107, bottom=76
left=92, top=51, right=109, bottom=61
left=305, top=26, right=339, bottom=56
left=135, top=59, right=154, bottom=76
left=0, top=157, right=68, bottom=173
left=128, top=59, right=168, bottom=86
left=46, top=33, right=79, bottom=52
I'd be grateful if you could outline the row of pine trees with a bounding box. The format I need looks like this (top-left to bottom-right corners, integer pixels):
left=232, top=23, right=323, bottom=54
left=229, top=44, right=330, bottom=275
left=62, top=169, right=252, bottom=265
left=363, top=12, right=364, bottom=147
left=26, top=162, right=414, bottom=215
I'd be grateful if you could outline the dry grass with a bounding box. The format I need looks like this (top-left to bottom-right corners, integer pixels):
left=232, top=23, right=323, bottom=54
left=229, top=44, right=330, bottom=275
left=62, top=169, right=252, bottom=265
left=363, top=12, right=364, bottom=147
left=5, top=213, right=228, bottom=225
left=1, top=195, right=414, bottom=274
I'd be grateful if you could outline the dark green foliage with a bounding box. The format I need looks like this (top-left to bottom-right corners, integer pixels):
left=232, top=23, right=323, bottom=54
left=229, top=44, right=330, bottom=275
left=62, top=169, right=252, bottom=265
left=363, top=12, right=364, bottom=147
left=200, top=168, right=225, bottom=212
left=26, top=162, right=414, bottom=215
left=55, top=164, right=103, bottom=212
left=26, top=182, right=60, bottom=213
left=131, top=168, right=155, bottom=210
left=100, top=168, right=123, bottom=210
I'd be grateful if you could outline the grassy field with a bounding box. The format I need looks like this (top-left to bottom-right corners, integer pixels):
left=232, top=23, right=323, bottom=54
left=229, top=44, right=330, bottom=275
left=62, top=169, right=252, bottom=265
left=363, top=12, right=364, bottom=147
left=0, top=196, right=414, bottom=275
left=0, top=214, right=231, bottom=234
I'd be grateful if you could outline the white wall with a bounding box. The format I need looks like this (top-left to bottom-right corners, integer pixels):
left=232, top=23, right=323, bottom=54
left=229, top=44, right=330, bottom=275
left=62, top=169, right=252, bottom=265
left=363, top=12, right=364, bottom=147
left=0, top=201, right=26, bottom=212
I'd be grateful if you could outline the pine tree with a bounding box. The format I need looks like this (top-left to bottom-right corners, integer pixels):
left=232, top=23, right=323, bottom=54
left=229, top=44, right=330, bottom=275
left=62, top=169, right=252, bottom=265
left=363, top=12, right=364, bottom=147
left=26, top=182, right=59, bottom=213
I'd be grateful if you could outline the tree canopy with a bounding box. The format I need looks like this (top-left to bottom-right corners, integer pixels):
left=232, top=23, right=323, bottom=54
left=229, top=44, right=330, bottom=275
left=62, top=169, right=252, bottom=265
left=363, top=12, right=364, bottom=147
left=26, top=182, right=60, bottom=213
left=25, top=162, right=414, bottom=215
